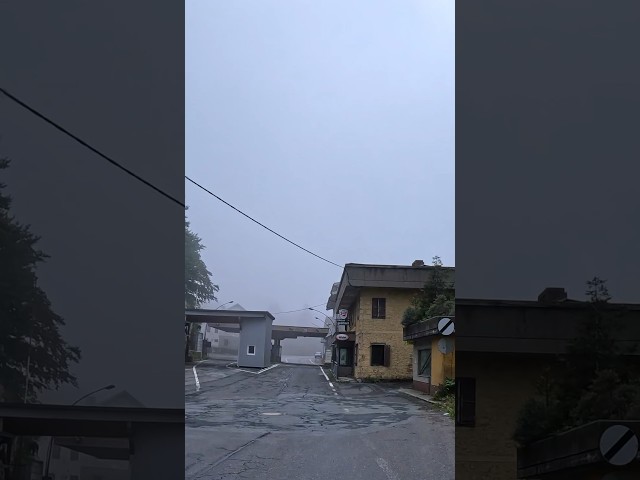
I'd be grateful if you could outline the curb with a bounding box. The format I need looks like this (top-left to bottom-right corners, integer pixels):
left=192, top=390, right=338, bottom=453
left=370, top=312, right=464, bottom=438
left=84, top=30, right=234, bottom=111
left=397, top=388, right=442, bottom=406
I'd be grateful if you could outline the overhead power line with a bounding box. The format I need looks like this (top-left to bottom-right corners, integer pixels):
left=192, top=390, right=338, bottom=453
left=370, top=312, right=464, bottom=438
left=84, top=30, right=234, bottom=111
left=186, top=176, right=343, bottom=269
left=0, top=86, right=185, bottom=208
left=272, top=303, right=327, bottom=315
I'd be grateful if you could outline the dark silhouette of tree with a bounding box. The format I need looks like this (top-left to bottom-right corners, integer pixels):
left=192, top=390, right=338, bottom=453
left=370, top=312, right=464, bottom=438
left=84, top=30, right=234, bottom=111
left=184, top=211, right=219, bottom=358
left=513, top=277, right=640, bottom=446
left=0, top=157, right=81, bottom=403
left=185, top=210, right=218, bottom=309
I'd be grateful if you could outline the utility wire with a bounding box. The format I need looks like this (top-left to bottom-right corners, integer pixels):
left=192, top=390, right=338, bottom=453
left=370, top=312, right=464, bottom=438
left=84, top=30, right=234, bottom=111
left=0, top=86, right=185, bottom=208
left=273, top=303, right=327, bottom=315
left=186, top=176, right=343, bottom=269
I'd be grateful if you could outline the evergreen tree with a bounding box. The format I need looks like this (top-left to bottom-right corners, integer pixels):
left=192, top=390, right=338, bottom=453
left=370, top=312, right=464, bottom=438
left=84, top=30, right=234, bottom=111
left=513, top=277, right=640, bottom=445
left=402, top=256, right=454, bottom=326
left=0, top=157, right=80, bottom=402
left=184, top=211, right=219, bottom=354
left=185, top=210, right=218, bottom=309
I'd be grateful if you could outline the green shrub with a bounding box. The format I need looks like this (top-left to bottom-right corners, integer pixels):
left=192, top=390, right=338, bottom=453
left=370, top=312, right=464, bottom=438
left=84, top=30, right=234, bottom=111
left=433, top=377, right=455, bottom=400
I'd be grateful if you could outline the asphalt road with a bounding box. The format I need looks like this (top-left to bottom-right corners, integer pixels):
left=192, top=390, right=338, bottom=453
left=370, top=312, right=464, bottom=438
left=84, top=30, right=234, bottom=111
left=185, top=361, right=453, bottom=480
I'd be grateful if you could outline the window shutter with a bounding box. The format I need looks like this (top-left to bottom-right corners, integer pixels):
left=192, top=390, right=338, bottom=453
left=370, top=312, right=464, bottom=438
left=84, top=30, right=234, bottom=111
left=384, top=344, right=391, bottom=367
left=381, top=299, right=386, bottom=318
left=456, top=377, right=476, bottom=427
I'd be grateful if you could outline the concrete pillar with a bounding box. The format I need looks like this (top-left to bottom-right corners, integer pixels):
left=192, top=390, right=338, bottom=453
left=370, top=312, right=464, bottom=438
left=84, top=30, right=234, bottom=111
left=130, top=423, right=183, bottom=479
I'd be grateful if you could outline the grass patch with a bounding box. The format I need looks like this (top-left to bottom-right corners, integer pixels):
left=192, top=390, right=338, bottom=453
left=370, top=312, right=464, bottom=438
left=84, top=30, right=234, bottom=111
left=432, top=378, right=455, bottom=418
left=440, top=393, right=454, bottom=417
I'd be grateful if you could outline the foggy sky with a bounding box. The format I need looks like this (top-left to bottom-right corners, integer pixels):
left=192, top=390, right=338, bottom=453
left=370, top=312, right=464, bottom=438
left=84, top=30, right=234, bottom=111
left=185, top=0, right=455, bottom=325
left=456, top=0, right=640, bottom=304
left=1, top=2, right=184, bottom=408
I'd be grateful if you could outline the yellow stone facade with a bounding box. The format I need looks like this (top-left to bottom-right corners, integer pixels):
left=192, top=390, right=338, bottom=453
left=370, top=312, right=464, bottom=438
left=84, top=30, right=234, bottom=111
left=350, top=287, right=419, bottom=380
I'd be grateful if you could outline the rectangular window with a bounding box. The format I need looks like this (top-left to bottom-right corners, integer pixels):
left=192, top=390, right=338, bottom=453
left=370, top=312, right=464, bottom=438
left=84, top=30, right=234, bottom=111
left=418, top=348, right=431, bottom=377
left=456, top=377, right=476, bottom=427
left=338, top=348, right=351, bottom=366
left=372, top=298, right=386, bottom=319
left=370, top=344, right=390, bottom=367
left=247, top=345, right=256, bottom=355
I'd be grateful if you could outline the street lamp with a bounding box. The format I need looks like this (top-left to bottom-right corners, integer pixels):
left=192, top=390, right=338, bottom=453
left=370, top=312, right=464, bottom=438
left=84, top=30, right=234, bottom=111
left=215, top=300, right=234, bottom=310
left=43, top=385, right=116, bottom=479
left=308, top=308, right=335, bottom=326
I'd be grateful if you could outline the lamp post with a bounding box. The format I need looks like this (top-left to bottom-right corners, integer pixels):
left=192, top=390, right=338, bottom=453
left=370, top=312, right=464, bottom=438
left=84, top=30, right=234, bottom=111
left=309, top=308, right=336, bottom=363
left=308, top=308, right=335, bottom=327
left=215, top=301, right=234, bottom=310
left=43, top=385, right=116, bottom=479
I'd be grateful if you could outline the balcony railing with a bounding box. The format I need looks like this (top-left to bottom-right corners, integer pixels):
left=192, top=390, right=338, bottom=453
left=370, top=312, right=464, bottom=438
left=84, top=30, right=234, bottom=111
left=403, top=315, right=454, bottom=341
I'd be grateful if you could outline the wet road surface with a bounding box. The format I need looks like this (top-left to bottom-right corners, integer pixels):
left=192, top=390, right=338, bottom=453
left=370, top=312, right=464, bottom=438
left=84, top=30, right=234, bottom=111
left=185, top=360, right=453, bottom=480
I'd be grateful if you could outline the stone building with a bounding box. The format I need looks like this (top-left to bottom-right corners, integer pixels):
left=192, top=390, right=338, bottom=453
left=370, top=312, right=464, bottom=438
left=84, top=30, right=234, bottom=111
left=455, top=290, right=640, bottom=480
left=325, top=261, right=455, bottom=381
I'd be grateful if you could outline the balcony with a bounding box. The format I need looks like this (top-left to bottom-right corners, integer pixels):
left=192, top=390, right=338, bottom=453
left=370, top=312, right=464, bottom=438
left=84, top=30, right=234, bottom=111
left=403, top=316, right=452, bottom=341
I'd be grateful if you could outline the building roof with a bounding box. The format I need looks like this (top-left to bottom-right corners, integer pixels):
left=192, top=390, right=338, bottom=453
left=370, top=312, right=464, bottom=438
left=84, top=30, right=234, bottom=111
left=457, top=294, right=640, bottom=354
left=185, top=309, right=275, bottom=323
left=326, top=262, right=455, bottom=310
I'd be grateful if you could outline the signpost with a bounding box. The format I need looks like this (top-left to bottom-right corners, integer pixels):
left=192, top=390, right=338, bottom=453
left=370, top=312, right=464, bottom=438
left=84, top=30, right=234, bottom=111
left=338, top=309, right=348, bottom=320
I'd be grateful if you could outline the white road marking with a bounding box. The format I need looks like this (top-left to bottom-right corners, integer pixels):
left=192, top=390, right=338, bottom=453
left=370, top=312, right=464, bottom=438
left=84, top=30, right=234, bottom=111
left=262, top=412, right=282, bottom=416
left=344, top=408, right=349, bottom=412
left=192, top=360, right=206, bottom=391
left=226, top=363, right=280, bottom=375
left=307, top=359, right=314, bottom=365
left=319, top=366, right=338, bottom=395
left=375, top=458, right=400, bottom=480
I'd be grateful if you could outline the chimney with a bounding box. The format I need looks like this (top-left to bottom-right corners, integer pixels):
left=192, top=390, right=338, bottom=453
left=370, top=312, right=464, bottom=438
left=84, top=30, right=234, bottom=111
left=412, top=260, right=425, bottom=267
left=537, top=287, right=567, bottom=304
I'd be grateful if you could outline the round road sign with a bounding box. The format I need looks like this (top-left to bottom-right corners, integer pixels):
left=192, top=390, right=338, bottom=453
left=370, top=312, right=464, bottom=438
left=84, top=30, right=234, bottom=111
left=438, top=317, right=455, bottom=336
left=599, top=425, right=639, bottom=466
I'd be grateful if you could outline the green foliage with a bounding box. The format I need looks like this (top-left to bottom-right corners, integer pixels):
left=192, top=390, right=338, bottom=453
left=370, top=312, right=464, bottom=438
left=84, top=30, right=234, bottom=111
left=401, top=306, right=420, bottom=327
left=402, top=256, right=454, bottom=327
left=0, top=158, right=81, bottom=402
left=432, top=378, right=455, bottom=417
left=513, top=277, right=640, bottom=446
left=441, top=394, right=455, bottom=418
left=434, top=377, right=456, bottom=400
left=185, top=211, right=219, bottom=309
